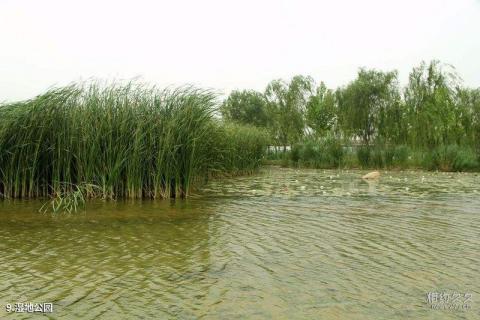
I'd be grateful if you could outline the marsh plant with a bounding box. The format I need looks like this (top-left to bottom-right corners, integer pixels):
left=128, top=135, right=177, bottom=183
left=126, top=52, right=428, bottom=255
left=38, top=183, right=102, bottom=214
left=0, top=82, right=268, bottom=201
left=289, top=136, right=345, bottom=169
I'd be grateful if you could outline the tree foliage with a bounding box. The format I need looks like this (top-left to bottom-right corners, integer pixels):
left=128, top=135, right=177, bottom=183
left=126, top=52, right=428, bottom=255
left=264, top=75, right=314, bottom=148
left=336, top=68, right=400, bottom=145
left=306, top=82, right=337, bottom=135
left=219, top=60, right=480, bottom=165
left=404, top=60, right=463, bottom=148
left=220, top=90, right=269, bottom=127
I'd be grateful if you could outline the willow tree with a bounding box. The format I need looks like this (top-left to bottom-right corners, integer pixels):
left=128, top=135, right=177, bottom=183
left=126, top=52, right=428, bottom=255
left=336, top=68, right=400, bottom=145
left=265, top=75, right=314, bottom=150
left=220, top=90, right=269, bottom=127
left=404, top=60, right=462, bottom=148
left=305, top=82, right=337, bottom=136
left=456, top=87, right=480, bottom=150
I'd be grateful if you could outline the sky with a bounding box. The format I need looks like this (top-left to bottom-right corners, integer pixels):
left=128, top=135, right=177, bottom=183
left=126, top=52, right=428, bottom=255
left=0, top=0, right=479, bottom=102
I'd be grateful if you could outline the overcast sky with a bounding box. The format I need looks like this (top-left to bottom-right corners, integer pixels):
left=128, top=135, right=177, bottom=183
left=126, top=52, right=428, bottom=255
left=0, top=0, right=479, bottom=102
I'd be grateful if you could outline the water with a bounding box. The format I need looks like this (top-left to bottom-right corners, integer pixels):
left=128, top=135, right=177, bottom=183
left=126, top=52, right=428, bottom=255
left=0, top=167, right=479, bottom=319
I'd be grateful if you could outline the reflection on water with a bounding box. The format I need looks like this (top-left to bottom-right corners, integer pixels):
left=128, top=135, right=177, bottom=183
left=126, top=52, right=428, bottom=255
left=0, top=167, right=479, bottom=319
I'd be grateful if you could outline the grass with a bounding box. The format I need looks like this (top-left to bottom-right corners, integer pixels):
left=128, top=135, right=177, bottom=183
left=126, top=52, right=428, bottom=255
left=0, top=82, right=268, bottom=201
left=212, top=123, right=269, bottom=174
left=38, top=183, right=101, bottom=214
left=284, top=138, right=480, bottom=172
left=286, top=137, right=345, bottom=169
left=420, top=145, right=479, bottom=171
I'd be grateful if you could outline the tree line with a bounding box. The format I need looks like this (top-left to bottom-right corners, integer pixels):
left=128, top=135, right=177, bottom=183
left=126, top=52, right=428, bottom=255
left=220, top=60, right=480, bottom=155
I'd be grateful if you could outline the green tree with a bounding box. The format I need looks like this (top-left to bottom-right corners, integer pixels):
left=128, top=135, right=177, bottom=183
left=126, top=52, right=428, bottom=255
left=404, top=60, right=462, bottom=148
left=336, top=68, right=400, bottom=145
left=382, top=98, right=408, bottom=145
left=265, top=75, right=314, bottom=150
left=456, top=87, right=480, bottom=150
left=305, top=82, right=337, bottom=136
left=220, top=90, right=269, bottom=127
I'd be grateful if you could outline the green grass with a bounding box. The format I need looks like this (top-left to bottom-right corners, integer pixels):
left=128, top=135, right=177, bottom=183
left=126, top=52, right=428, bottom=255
left=288, top=137, right=345, bottom=169
left=420, top=144, right=479, bottom=171
left=0, top=82, right=268, bottom=200
left=285, top=139, right=479, bottom=172
left=38, top=183, right=102, bottom=214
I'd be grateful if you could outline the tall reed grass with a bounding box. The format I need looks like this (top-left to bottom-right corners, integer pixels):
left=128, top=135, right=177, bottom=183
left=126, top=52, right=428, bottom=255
left=287, top=139, right=479, bottom=171
left=0, top=82, right=268, bottom=199
left=289, top=137, right=345, bottom=168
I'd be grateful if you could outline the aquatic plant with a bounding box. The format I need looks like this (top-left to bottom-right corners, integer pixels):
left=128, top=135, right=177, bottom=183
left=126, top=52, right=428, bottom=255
left=300, top=140, right=318, bottom=167
left=288, top=137, right=345, bottom=169
left=392, top=145, right=410, bottom=168
left=39, top=183, right=101, bottom=214
left=289, top=144, right=302, bottom=164
left=0, top=82, right=268, bottom=200
left=207, top=123, right=269, bottom=176
left=370, top=148, right=384, bottom=168
left=424, top=144, right=478, bottom=171
left=356, top=146, right=371, bottom=168
left=325, top=138, right=345, bottom=167
left=282, top=135, right=479, bottom=172
left=383, top=146, right=395, bottom=168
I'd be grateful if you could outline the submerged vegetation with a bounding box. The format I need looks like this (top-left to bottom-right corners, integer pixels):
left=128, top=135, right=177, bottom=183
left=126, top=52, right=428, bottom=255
left=223, top=60, right=480, bottom=172
left=0, top=83, right=268, bottom=201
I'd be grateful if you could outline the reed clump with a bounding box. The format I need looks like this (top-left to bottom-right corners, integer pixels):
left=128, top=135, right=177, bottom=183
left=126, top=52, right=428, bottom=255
left=211, top=123, right=269, bottom=175
left=0, top=82, right=268, bottom=200
left=288, top=137, right=345, bottom=169
left=285, top=138, right=479, bottom=172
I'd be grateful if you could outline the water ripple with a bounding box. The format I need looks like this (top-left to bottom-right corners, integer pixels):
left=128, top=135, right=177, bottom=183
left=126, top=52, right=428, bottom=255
left=0, top=167, right=479, bottom=319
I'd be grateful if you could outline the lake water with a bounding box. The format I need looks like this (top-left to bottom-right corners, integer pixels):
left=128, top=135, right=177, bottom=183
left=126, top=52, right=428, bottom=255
left=0, top=167, right=479, bottom=319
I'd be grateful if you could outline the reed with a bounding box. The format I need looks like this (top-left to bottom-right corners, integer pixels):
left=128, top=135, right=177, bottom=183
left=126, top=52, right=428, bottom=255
left=288, top=137, right=345, bottom=169
left=0, top=82, right=268, bottom=200
left=286, top=138, right=480, bottom=171
left=38, top=183, right=102, bottom=214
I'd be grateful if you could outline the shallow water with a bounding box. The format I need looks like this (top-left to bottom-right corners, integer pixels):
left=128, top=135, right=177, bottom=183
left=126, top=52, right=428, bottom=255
left=0, top=167, right=479, bottom=319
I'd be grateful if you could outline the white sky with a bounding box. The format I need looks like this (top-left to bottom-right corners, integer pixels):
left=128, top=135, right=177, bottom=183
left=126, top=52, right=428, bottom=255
left=0, top=0, right=479, bottom=102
